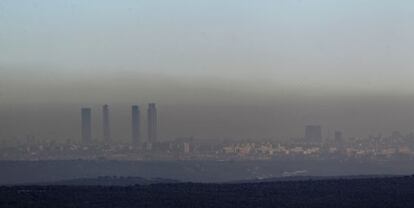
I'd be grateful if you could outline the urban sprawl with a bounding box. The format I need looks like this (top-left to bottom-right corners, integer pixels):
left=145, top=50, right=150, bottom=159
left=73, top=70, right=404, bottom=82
left=1, top=104, right=414, bottom=161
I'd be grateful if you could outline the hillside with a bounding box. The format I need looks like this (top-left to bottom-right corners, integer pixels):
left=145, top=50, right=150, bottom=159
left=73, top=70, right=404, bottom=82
left=2, top=176, right=414, bottom=208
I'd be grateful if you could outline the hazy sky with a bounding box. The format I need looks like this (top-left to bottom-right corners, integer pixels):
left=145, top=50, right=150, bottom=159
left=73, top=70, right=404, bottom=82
left=1, top=0, right=414, bottom=140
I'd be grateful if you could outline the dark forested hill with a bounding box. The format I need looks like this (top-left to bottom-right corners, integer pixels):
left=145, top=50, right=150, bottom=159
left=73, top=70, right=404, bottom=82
left=2, top=176, right=414, bottom=208
left=37, top=176, right=180, bottom=186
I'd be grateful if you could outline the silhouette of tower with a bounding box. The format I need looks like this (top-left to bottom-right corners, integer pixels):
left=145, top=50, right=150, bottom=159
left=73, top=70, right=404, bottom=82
left=131, top=105, right=141, bottom=143
left=102, top=104, right=111, bottom=141
left=81, top=108, right=92, bottom=143
left=335, top=130, right=344, bottom=149
left=147, top=103, right=158, bottom=142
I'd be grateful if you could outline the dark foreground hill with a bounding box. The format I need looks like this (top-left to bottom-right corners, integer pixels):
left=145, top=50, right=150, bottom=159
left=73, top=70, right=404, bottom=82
left=2, top=176, right=414, bottom=208
left=37, top=176, right=180, bottom=186
left=36, top=175, right=394, bottom=186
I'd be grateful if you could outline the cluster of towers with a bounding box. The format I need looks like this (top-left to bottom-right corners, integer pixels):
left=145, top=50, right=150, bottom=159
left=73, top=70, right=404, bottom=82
left=81, top=103, right=158, bottom=143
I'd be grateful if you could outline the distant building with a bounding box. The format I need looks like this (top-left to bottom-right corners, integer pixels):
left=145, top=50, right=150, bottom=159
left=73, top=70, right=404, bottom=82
left=305, top=125, right=322, bottom=142
left=81, top=108, right=92, bottom=143
left=102, top=104, right=111, bottom=141
left=335, top=130, right=344, bottom=150
left=174, top=137, right=194, bottom=153
left=148, top=103, right=158, bottom=142
left=184, top=142, right=191, bottom=153
left=131, top=105, right=141, bottom=143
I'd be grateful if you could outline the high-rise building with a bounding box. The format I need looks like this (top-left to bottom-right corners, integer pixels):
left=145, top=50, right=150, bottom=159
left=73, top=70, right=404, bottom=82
left=131, top=105, right=141, bottom=143
left=335, top=130, right=344, bottom=149
left=102, top=104, right=111, bottom=141
left=147, top=103, right=158, bottom=142
left=81, top=108, right=92, bottom=143
left=305, top=125, right=322, bottom=142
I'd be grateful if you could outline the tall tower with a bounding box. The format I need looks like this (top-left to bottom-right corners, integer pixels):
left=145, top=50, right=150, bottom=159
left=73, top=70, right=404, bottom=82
left=102, top=104, right=111, bottom=141
left=81, top=108, right=92, bottom=143
left=131, top=105, right=141, bottom=143
left=147, top=103, right=158, bottom=142
left=335, top=130, right=344, bottom=149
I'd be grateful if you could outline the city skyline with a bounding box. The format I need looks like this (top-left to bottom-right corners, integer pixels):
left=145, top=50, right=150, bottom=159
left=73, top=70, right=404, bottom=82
left=78, top=104, right=336, bottom=143
left=1, top=1, right=413, bottom=206
left=69, top=103, right=395, bottom=145
left=2, top=102, right=414, bottom=142
left=79, top=104, right=159, bottom=143
left=2, top=1, right=414, bottom=142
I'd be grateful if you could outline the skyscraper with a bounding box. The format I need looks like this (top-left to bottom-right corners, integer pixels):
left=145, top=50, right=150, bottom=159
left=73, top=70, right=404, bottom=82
left=335, top=130, right=344, bottom=149
left=102, top=104, right=111, bottom=141
left=305, top=125, right=322, bottom=142
left=131, top=105, right=141, bottom=143
left=81, top=108, right=92, bottom=143
left=147, top=103, right=158, bottom=142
